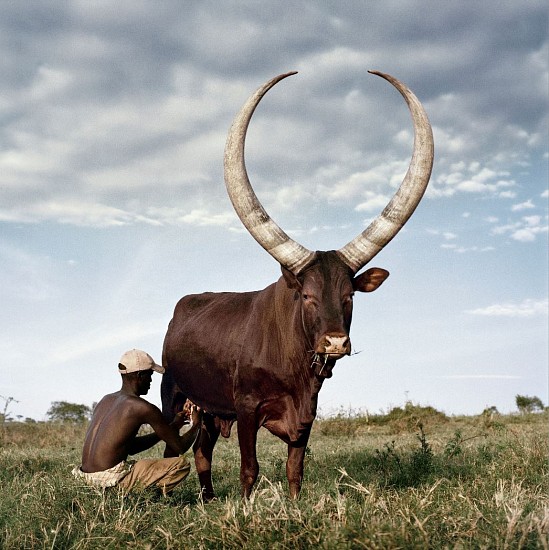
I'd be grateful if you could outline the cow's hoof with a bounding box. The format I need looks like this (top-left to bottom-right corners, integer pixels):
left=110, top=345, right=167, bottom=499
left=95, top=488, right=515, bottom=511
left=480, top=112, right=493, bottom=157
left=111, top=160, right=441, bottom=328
left=200, top=490, right=216, bottom=503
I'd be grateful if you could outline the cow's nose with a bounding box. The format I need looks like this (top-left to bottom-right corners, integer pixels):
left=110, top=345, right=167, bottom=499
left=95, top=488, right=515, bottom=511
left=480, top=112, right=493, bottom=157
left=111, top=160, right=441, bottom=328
left=320, top=335, right=351, bottom=356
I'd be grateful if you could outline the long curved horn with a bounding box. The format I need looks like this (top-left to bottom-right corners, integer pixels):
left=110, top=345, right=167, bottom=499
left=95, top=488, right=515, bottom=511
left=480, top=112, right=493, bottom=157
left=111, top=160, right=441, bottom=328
left=337, top=71, right=434, bottom=273
left=224, top=72, right=315, bottom=274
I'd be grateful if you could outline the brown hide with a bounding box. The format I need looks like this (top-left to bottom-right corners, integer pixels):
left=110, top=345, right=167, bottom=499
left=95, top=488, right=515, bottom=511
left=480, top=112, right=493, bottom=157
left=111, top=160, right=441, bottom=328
left=162, top=70, right=432, bottom=499
left=162, top=251, right=388, bottom=498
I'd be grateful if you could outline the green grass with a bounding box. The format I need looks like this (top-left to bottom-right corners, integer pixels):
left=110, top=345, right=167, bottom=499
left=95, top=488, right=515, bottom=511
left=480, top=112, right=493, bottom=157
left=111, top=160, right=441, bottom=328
left=0, top=409, right=547, bottom=548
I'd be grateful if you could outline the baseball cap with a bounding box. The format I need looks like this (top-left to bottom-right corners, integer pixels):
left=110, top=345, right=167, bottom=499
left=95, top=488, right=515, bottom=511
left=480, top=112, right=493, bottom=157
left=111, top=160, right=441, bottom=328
left=118, top=349, right=165, bottom=374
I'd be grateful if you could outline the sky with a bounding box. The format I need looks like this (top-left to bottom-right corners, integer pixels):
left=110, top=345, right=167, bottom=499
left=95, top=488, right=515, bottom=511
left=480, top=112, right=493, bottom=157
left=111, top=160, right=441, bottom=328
left=1, top=1, right=547, bottom=421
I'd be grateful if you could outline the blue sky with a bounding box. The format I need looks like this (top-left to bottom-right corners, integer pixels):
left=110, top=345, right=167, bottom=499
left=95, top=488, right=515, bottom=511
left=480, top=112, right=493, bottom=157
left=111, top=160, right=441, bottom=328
left=1, top=1, right=547, bottom=420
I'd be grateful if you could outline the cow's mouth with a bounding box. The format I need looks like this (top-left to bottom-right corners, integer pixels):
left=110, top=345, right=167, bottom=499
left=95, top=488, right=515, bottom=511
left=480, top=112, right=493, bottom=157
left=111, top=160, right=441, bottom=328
left=310, top=353, right=340, bottom=378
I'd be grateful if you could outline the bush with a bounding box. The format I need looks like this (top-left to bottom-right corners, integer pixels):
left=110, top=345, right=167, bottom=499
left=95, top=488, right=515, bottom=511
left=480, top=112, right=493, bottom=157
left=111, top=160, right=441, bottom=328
left=515, top=395, right=544, bottom=414
left=317, top=402, right=448, bottom=436
left=46, top=401, right=92, bottom=423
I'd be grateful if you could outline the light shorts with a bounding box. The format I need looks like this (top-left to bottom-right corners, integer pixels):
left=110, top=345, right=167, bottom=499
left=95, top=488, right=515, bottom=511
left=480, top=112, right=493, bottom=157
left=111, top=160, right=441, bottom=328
left=73, top=456, right=191, bottom=495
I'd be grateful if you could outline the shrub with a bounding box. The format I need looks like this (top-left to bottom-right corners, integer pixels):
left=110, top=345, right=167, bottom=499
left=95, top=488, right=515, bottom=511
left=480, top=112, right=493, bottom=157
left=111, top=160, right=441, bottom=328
left=46, top=401, right=92, bottom=423
left=515, top=395, right=544, bottom=414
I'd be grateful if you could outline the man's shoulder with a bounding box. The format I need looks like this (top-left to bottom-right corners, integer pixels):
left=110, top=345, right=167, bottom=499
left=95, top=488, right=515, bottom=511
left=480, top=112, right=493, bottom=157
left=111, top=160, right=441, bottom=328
left=94, top=392, right=161, bottom=426
left=92, top=392, right=118, bottom=413
left=97, top=392, right=154, bottom=414
left=120, top=393, right=161, bottom=417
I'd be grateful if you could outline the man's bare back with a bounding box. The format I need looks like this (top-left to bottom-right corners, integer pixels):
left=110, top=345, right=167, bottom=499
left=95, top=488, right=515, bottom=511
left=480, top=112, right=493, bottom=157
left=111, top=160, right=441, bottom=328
left=79, top=351, right=201, bottom=474
left=82, top=391, right=158, bottom=471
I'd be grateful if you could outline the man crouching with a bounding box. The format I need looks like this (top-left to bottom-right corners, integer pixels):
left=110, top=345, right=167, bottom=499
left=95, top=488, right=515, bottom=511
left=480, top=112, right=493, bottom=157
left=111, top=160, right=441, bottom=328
left=73, top=349, right=201, bottom=495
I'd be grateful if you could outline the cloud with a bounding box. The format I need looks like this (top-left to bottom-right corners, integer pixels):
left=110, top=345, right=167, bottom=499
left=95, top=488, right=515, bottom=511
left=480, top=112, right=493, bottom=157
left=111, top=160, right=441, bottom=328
left=427, top=228, right=458, bottom=240
left=355, top=192, right=391, bottom=213
left=0, top=200, right=162, bottom=227
left=177, top=208, right=235, bottom=227
left=429, top=226, right=498, bottom=253
left=0, top=1, right=545, bottom=231
left=511, top=200, right=535, bottom=211
left=511, top=228, right=544, bottom=242
left=43, top=322, right=165, bottom=367
left=491, top=215, right=548, bottom=242
left=466, top=299, right=548, bottom=318
left=0, top=200, right=238, bottom=229
left=442, top=231, right=457, bottom=240
left=441, top=244, right=495, bottom=253
left=318, top=161, right=408, bottom=206
left=433, top=160, right=518, bottom=198
left=0, top=1, right=546, bottom=421
left=438, top=375, right=522, bottom=380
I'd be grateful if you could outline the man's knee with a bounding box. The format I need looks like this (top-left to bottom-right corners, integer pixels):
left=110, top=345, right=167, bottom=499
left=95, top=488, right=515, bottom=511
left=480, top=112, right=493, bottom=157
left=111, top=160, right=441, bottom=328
left=163, top=456, right=191, bottom=477
left=159, top=456, right=191, bottom=493
left=170, top=455, right=191, bottom=474
left=118, top=456, right=191, bottom=494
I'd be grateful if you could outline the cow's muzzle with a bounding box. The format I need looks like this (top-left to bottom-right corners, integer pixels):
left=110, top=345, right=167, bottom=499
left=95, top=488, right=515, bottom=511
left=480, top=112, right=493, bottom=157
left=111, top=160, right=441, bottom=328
left=311, top=335, right=351, bottom=378
left=317, top=334, right=351, bottom=358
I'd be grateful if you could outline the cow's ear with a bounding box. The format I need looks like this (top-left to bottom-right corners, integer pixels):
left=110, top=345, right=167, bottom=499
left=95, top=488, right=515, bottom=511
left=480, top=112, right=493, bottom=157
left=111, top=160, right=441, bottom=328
left=281, top=266, right=303, bottom=290
left=353, top=267, right=389, bottom=293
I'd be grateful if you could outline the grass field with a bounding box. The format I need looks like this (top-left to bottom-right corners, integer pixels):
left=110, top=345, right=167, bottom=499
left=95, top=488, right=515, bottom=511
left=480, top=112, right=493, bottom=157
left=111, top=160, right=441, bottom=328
left=0, top=406, right=547, bottom=548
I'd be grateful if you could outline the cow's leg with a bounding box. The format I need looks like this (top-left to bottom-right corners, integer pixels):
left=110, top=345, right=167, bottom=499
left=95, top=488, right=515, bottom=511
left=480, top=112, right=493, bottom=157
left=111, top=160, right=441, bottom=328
left=286, top=435, right=311, bottom=498
left=193, top=412, right=220, bottom=501
left=236, top=413, right=259, bottom=498
left=160, top=370, right=186, bottom=458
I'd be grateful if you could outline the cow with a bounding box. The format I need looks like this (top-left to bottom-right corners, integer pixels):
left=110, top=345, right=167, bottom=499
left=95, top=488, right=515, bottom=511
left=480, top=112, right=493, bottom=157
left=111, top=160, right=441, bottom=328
left=161, top=70, right=434, bottom=499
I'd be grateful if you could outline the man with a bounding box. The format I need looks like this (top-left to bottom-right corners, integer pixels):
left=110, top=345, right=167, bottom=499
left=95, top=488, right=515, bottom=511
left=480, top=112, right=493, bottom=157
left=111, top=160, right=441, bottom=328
left=73, top=349, right=201, bottom=495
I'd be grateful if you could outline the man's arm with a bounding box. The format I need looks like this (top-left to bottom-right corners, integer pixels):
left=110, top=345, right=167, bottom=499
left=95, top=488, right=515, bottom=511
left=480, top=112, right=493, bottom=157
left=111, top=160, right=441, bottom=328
left=126, top=431, right=161, bottom=455
left=124, top=413, right=186, bottom=455
left=127, top=402, right=201, bottom=456
left=176, top=406, right=202, bottom=454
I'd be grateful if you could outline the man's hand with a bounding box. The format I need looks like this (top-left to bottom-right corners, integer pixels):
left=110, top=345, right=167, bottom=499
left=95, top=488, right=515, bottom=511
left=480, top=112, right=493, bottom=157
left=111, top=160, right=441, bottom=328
left=170, top=411, right=188, bottom=431
left=170, top=400, right=202, bottom=431
left=178, top=403, right=202, bottom=454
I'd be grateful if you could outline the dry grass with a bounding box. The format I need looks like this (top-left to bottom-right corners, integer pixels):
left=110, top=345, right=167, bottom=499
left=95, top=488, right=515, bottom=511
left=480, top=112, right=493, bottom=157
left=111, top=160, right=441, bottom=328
left=0, top=410, right=547, bottom=548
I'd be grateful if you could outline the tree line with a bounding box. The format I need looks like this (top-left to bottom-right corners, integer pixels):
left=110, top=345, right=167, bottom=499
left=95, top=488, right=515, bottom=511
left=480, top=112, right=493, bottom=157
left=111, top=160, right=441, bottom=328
left=1, top=394, right=547, bottom=426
